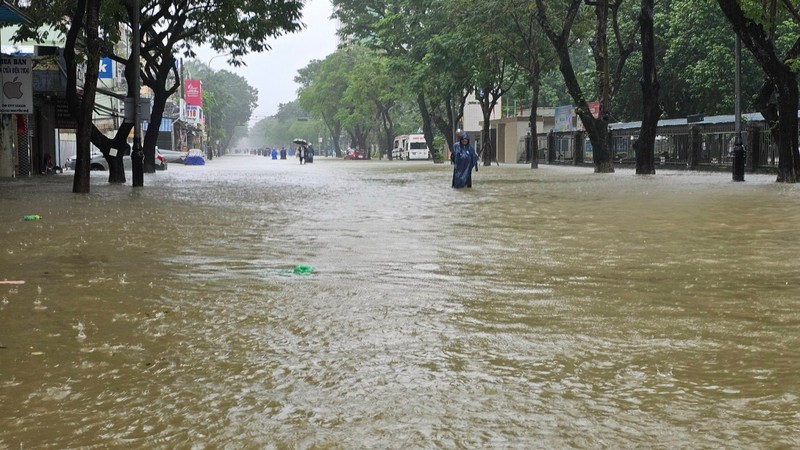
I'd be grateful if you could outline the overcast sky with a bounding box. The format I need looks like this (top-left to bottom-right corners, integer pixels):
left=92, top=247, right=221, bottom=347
left=193, top=0, right=338, bottom=123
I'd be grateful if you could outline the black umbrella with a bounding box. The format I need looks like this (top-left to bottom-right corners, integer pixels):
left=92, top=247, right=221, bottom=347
left=292, top=138, right=308, bottom=145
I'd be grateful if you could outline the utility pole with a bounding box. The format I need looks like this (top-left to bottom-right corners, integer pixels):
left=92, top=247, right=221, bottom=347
left=732, top=33, right=745, bottom=182
left=131, top=0, right=143, bottom=187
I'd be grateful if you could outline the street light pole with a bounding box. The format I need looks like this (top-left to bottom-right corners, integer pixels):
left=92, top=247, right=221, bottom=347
left=732, top=33, right=745, bottom=182
left=203, top=53, right=229, bottom=160
left=207, top=53, right=230, bottom=69
left=131, top=0, right=143, bottom=187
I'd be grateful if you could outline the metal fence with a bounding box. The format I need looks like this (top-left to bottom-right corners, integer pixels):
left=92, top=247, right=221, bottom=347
left=533, top=116, right=781, bottom=170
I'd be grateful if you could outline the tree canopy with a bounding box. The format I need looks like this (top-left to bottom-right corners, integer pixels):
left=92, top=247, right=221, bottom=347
left=14, top=0, right=305, bottom=189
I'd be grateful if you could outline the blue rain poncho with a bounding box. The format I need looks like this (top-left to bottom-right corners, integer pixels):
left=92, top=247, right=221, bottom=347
left=451, top=132, right=478, bottom=188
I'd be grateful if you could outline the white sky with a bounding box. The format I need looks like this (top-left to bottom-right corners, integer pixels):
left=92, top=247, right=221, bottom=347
left=194, top=0, right=338, bottom=123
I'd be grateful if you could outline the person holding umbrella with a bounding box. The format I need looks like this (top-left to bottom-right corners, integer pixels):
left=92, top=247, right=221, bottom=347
left=293, top=139, right=308, bottom=164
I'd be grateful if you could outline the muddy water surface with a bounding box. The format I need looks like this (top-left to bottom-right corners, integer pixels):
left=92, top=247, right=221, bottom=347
left=2, top=156, right=799, bottom=448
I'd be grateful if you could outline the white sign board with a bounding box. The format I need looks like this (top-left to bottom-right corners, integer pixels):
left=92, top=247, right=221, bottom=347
left=1, top=56, right=33, bottom=114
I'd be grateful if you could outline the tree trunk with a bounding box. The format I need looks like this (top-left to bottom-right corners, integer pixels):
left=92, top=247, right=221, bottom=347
left=91, top=124, right=132, bottom=183
left=535, top=0, right=624, bottom=173
left=64, top=0, right=89, bottom=192
left=353, top=124, right=369, bottom=156
left=322, top=115, right=342, bottom=157
left=481, top=108, right=493, bottom=166
left=554, top=42, right=614, bottom=173
left=637, top=0, right=660, bottom=175
left=332, top=123, right=342, bottom=157
left=446, top=97, right=457, bottom=160
left=143, top=88, right=170, bottom=173
left=774, top=70, right=800, bottom=182
left=68, top=0, right=101, bottom=193
left=377, top=103, right=394, bottom=160
left=430, top=112, right=451, bottom=161
left=417, top=92, right=436, bottom=164
left=753, top=79, right=779, bottom=144
left=528, top=60, right=541, bottom=169
left=582, top=117, right=613, bottom=172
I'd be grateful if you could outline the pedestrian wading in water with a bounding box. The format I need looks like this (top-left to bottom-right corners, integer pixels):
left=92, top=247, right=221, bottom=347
left=451, top=132, right=479, bottom=188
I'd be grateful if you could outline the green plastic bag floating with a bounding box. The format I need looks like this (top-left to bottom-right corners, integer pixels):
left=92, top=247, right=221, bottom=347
left=292, top=265, right=315, bottom=276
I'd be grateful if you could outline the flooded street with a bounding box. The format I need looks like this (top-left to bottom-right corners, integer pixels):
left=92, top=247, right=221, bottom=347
left=2, top=156, right=799, bottom=448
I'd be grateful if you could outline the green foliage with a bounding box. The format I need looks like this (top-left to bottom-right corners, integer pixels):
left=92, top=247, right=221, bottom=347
left=15, top=0, right=123, bottom=57
left=249, top=100, right=323, bottom=149
left=656, top=0, right=761, bottom=118
left=296, top=45, right=421, bottom=153
left=431, top=135, right=445, bottom=162
left=186, top=60, right=258, bottom=151
left=333, top=0, right=460, bottom=148
left=179, top=0, right=304, bottom=65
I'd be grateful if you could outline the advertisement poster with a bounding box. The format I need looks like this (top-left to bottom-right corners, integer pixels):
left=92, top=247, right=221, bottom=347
left=1, top=56, right=33, bottom=114
left=184, top=79, right=202, bottom=106
left=554, top=105, right=574, bottom=132
left=578, top=101, right=601, bottom=131
left=588, top=101, right=600, bottom=119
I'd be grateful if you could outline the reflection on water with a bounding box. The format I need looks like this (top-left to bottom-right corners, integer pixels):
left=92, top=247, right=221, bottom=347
left=2, top=157, right=799, bottom=448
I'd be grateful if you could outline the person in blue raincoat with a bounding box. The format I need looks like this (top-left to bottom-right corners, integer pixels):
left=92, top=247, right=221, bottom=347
left=451, top=132, right=478, bottom=188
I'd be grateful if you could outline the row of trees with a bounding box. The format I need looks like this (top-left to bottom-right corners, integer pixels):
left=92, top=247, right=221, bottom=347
left=14, top=0, right=305, bottom=192
left=247, top=101, right=324, bottom=152
left=184, top=60, right=258, bottom=156
left=285, top=0, right=800, bottom=182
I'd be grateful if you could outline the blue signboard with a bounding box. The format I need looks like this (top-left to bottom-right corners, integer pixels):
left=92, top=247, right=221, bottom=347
left=98, top=57, right=113, bottom=79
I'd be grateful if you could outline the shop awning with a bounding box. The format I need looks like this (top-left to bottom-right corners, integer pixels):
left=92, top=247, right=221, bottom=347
left=0, top=0, right=33, bottom=25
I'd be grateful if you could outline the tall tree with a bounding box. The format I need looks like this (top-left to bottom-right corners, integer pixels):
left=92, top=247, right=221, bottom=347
left=536, top=0, right=639, bottom=173
left=717, top=0, right=800, bottom=182
left=473, top=61, right=517, bottom=166
left=660, top=0, right=759, bottom=118
left=297, top=55, right=348, bottom=156
left=345, top=48, right=405, bottom=159
left=333, top=0, right=454, bottom=162
left=410, top=27, right=470, bottom=162
left=487, top=0, right=554, bottom=168
left=457, top=0, right=519, bottom=166
left=251, top=101, right=322, bottom=150
left=207, top=71, right=258, bottom=154
left=138, top=3, right=183, bottom=173
left=185, top=61, right=258, bottom=155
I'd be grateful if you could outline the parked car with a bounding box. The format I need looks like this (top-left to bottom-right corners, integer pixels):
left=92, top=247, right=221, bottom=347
left=158, top=148, right=187, bottom=164
left=65, top=149, right=167, bottom=171
left=65, top=151, right=102, bottom=170
left=344, top=149, right=368, bottom=160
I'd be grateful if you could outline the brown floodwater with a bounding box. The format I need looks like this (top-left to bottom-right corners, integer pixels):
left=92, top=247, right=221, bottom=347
left=2, top=156, right=799, bottom=448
